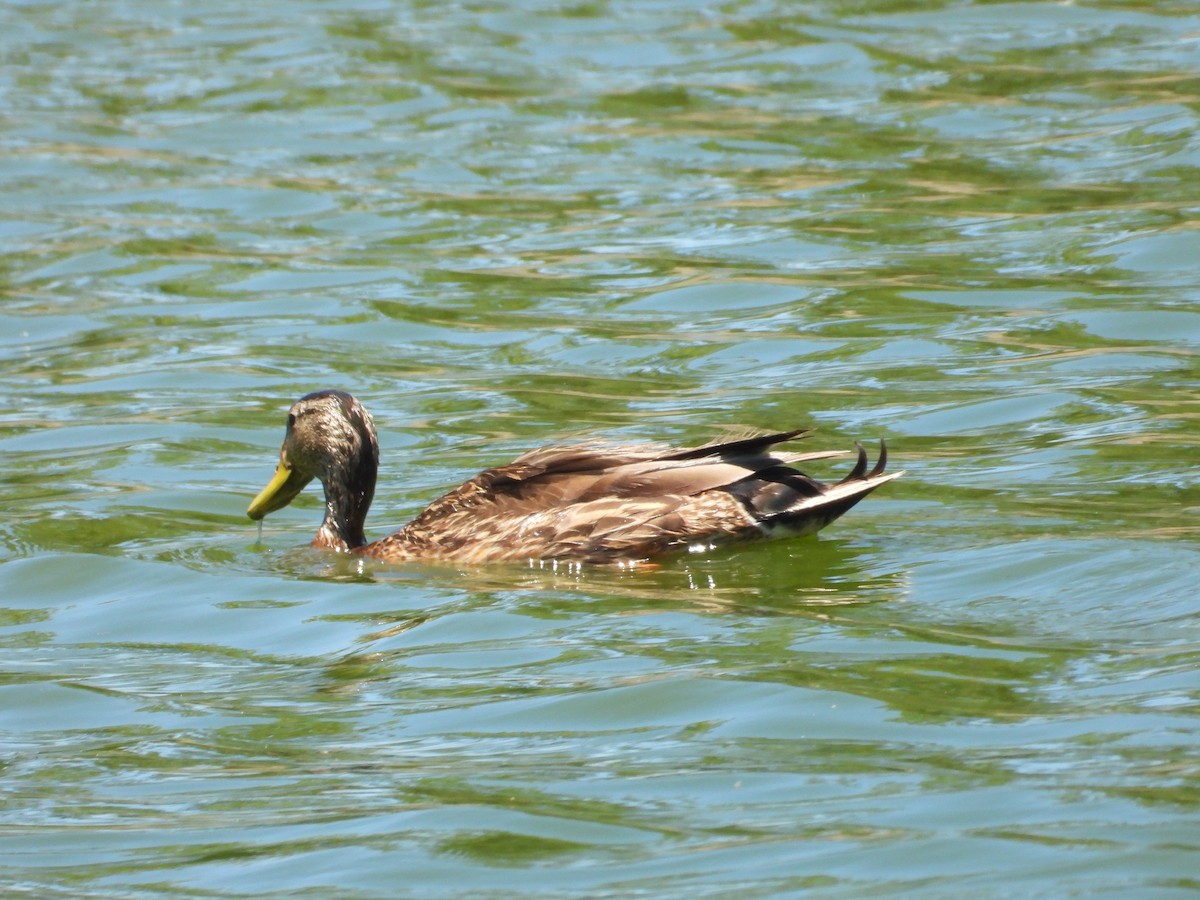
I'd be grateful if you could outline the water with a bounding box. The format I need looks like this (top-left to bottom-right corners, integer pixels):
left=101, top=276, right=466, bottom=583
left=3, top=0, right=1199, bottom=895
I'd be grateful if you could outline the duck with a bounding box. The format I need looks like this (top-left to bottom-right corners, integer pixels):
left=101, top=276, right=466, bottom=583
left=247, top=390, right=901, bottom=565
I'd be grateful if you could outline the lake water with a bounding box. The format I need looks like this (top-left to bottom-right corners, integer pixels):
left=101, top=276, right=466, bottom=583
left=2, top=0, right=1199, bottom=896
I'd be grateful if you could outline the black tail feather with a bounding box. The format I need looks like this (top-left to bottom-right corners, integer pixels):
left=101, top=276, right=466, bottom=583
left=869, top=439, right=888, bottom=478
left=740, top=439, right=894, bottom=536
left=840, top=442, right=869, bottom=482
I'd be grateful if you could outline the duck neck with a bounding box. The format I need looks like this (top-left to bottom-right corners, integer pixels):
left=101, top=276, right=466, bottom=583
left=313, top=431, right=378, bottom=553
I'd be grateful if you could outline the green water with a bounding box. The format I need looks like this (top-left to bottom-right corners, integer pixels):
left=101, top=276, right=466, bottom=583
left=3, top=0, right=1199, bottom=896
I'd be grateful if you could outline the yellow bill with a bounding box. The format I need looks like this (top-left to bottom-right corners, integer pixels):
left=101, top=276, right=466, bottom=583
left=247, top=460, right=314, bottom=520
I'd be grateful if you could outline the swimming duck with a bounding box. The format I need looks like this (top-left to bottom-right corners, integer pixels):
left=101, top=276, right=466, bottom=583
left=247, top=390, right=900, bottom=564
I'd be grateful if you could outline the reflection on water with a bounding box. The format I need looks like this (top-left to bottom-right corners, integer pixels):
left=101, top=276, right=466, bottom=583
left=2, top=0, right=1199, bottom=895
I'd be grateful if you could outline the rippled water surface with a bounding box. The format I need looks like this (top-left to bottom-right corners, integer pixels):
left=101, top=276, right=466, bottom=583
left=3, top=0, right=1199, bottom=896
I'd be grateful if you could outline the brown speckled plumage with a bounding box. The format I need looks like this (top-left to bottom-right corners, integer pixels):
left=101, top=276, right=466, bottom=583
left=247, top=390, right=902, bottom=565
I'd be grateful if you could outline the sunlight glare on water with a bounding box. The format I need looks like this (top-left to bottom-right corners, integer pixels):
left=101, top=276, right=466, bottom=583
left=1, top=0, right=1199, bottom=896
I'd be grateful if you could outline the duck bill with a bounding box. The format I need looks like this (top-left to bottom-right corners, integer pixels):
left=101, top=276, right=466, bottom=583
left=247, top=461, right=313, bottom=520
